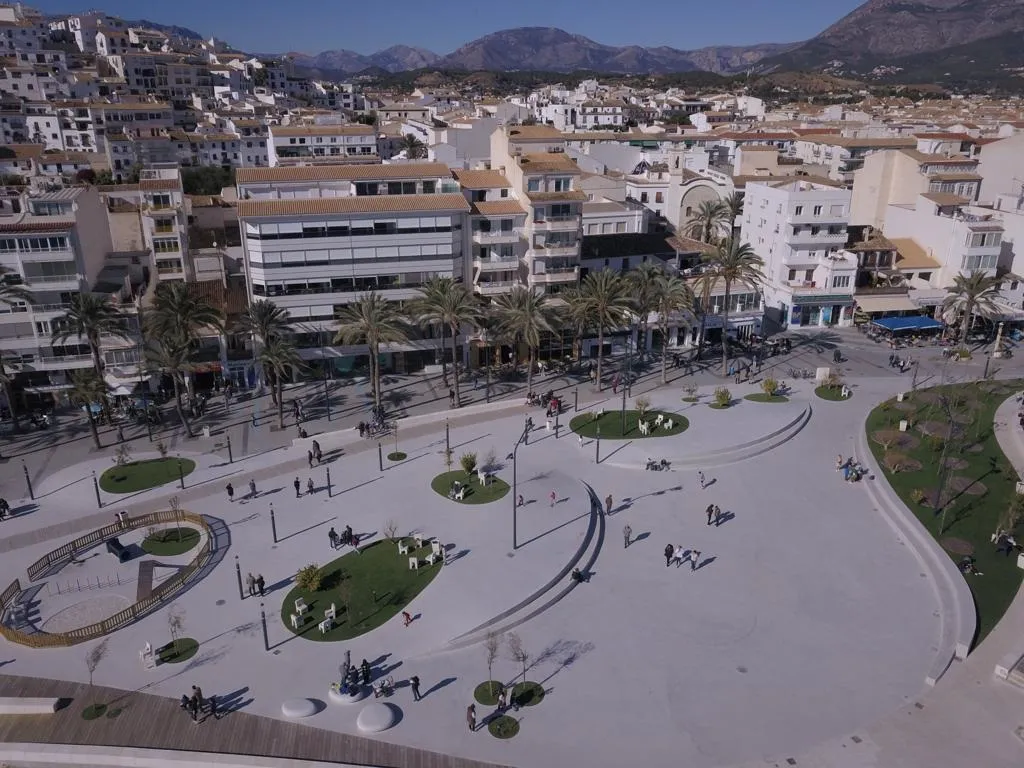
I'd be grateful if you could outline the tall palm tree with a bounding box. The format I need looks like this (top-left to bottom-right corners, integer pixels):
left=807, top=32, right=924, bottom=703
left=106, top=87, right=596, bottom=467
left=411, top=276, right=480, bottom=409
left=684, top=199, right=730, bottom=244
left=52, top=293, right=129, bottom=382
left=692, top=270, right=716, bottom=361
left=701, top=238, right=765, bottom=376
left=723, top=191, right=744, bottom=235
left=260, top=337, right=305, bottom=429
left=236, top=298, right=292, bottom=391
left=333, top=293, right=409, bottom=412
left=0, top=268, right=33, bottom=429
left=491, top=286, right=558, bottom=395
left=653, top=275, right=695, bottom=384
left=146, top=336, right=195, bottom=437
left=627, top=263, right=664, bottom=361
left=579, top=269, right=632, bottom=391
left=941, top=270, right=1002, bottom=346
left=68, top=369, right=106, bottom=449
left=399, top=133, right=426, bottom=159
left=560, top=287, right=592, bottom=363
left=146, top=282, right=223, bottom=345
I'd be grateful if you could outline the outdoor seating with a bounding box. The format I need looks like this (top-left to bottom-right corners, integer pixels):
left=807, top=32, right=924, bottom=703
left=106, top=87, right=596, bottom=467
left=431, top=540, right=442, bottom=557
left=324, top=603, right=336, bottom=621
left=408, top=556, right=419, bottom=570
left=414, top=534, right=424, bottom=548
left=397, top=540, right=410, bottom=555
left=319, top=618, right=332, bottom=634
left=655, top=414, right=664, bottom=426
left=295, top=598, right=308, bottom=615
left=664, top=419, right=674, bottom=430
left=426, top=551, right=441, bottom=566
left=290, top=613, right=300, bottom=629
left=455, top=486, right=467, bottom=501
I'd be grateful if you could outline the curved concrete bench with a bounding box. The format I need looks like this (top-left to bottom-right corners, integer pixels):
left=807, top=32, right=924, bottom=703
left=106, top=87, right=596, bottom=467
left=328, top=686, right=368, bottom=705
left=856, top=425, right=975, bottom=686
left=0, top=697, right=60, bottom=714
left=357, top=702, right=398, bottom=732
left=280, top=698, right=318, bottom=718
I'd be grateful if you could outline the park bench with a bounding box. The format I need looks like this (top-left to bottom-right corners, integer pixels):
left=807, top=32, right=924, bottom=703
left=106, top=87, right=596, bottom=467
left=0, top=697, right=60, bottom=715
left=106, top=537, right=129, bottom=562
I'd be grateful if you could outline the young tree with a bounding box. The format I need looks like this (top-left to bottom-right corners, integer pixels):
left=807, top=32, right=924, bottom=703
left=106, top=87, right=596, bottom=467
left=146, top=337, right=195, bottom=437
left=485, top=632, right=502, bottom=696
left=52, top=293, right=129, bottom=384
left=399, top=133, right=427, bottom=159
left=684, top=199, right=730, bottom=244
left=85, top=638, right=109, bottom=686
left=627, top=262, right=664, bottom=361
left=235, top=298, right=292, bottom=393
left=384, top=519, right=399, bottom=542
left=506, top=632, right=529, bottom=686
left=167, top=606, right=186, bottom=645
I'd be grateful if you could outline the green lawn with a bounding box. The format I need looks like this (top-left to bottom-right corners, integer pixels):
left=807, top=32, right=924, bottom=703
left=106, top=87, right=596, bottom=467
left=866, top=380, right=1024, bottom=646
left=570, top=410, right=688, bottom=439
left=99, top=458, right=196, bottom=493
left=488, top=715, right=520, bottom=739
left=142, top=527, right=199, bottom=556
left=158, top=637, right=198, bottom=664
left=431, top=470, right=510, bottom=504
left=744, top=393, right=789, bottom=404
left=815, top=385, right=849, bottom=402
left=279, top=540, right=441, bottom=641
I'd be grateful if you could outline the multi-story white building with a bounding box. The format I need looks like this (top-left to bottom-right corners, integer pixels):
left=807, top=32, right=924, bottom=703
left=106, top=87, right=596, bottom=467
left=235, top=163, right=470, bottom=374
left=453, top=168, right=526, bottom=298
left=789, top=136, right=917, bottom=184
left=740, top=178, right=856, bottom=329
left=490, top=125, right=584, bottom=294
left=267, top=124, right=377, bottom=167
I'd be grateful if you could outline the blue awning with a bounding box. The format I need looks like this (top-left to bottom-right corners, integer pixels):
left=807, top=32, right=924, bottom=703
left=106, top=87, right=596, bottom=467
left=870, top=316, right=943, bottom=332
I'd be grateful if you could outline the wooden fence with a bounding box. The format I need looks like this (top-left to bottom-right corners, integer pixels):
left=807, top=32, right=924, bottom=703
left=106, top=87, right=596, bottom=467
left=1, top=511, right=214, bottom=648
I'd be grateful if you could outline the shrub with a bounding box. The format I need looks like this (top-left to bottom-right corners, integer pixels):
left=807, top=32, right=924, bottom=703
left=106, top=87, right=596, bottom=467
left=911, top=488, right=927, bottom=505
left=761, top=377, right=779, bottom=397
left=883, top=452, right=906, bottom=473
left=113, top=444, right=132, bottom=467
left=635, top=395, right=651, bottom=416
left=713, top=387, right=731, bottom=408
left=928, top=436, right=946, bottom=454
left=295, top=564, right=321, bottom=592
left=955, top=347, right=972, bottom=360
left=824, top=371, right=843, bottom=390
left=460, top=451, right=478, bottom=475
left=156, top=440, right=169, bottom=459
left=483, top=448, right=498, bottom=472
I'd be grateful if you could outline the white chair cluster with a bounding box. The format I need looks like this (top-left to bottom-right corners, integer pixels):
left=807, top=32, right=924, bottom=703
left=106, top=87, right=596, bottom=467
left=401, top=536, right=446, bottom=569
left=638, top=416, right=674, bottom=435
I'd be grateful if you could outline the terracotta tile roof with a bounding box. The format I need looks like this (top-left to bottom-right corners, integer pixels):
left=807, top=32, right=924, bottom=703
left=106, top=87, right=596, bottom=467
left=237, top=162, right=450, bottom=184
left=94, top=101, right=171, bottom=111
left=270, top=124, right=374, bottom=138
left=666, top=235, right=717, bottom=254
left=733, top=174, right=842, bottom=189
left=470, top=200, right=527, bottom=216
left=452, top=169, right=511, bottom=189
left=848, top=233, right=896, bottom=252
left=901, top=149, right=977, bottom=165
left=922, top=192, right=969, bottom=206
left=518, top=153, right=582, bottom=174
left=523, top=190, right=587, bottom=203
left=928, top=172, right=982, bottom=182
left=505, top=125, right=564, bottom=141
left=1, top=144, right=45, bottom=160
left=0, top=218, right=74, bottom=233
left=798, top=135, right=916, bottom=149
left=237, top=193, right=470, bottom=218
left=912, top=132, right=975, bottom=141
left=889, top=238, right=941, bottom=270
left=737, top=145, right=779, bottom=152
left=139, top=178, right=180, bottom=191
left=189, top=133, right=240, bottom=143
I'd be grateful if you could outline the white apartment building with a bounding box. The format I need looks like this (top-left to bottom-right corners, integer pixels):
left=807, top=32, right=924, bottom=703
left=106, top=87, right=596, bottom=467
left=851, top=147, right=982, bottom=230
left=0, top=185, right=139, bottom=404
left=740, top=179, right=856, bottom=329
left=235, top=163, right=469, bottom=374
left=453, top=168, right=526, bottom=298
left=977, top=133, right=1024, bottom=205
left=789, top=136, right=917, bottom=184
left=489, top=125, right=584, bottom=294
left=267, top=124, right=377, bottom=167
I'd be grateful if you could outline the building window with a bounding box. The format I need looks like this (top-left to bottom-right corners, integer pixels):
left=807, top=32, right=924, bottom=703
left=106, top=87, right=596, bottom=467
left=616, top=222, right=626, bottom=233
left=552, top=177, right=571, bottom=192
left=919, top=272, right=933, bottom=282
left=640, top=192, right=648, bottom=203
left=655, top=192, right=663, bottom=204
left=813, top=205, right=822, bottom=216
left=526, top=178, right=541, bottom=192
left=831, top=275, right=851, bottom=289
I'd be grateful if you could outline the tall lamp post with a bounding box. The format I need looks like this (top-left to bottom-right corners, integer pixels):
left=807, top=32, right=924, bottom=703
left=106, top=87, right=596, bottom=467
left=320, top=323, right=331, bottom=421
left=510, top=422, right=529, bottom=550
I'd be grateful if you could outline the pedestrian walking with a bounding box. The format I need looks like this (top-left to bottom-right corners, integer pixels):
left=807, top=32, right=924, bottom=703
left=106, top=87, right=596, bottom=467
left=578, top=433, right=584, bottom=448
left=361, top=659, right=371, bottom=685
left=664, top=543, right=674, bottom=567
left=411, top=675, right=421, bottom=701
left=293, top=477, right=301, bottom=498
left=888, top=352, right=896, bottom=367
left=467, top=703, right=476, bottom=731
left=307, top=450, right=314, bottom=468
left=605, top=494, right=613, bottom=515
left=307, top=477, right=314, bottom=495
left=690, top=550, right=701, bottom=572
left=312, top=440, right=321, bottom=463
left=207, top=695, right=218, bottom=721
left=256, top=574, right=265, bottom=596
left=706, top=504, right=714, bottom=526
left=713, top=505, right=721, bottom=525
left=403, top=610, right=413, bottom=627
left=623, top=523, right=632, bottom=548
left=248, top=479, right=256, bottom=498
left=549, top=490, right=557, bottom=507
left=192, top=685, right=204, bottom=712
left=517, top=494, right=524, bottom=507
left=189, top=693, right=199, bottom=722
left=698, top=470, right=706, bottom=489
left=328, top=527, right=338, bottom=549
left=497, top=686, right=507, bottom=711
left=835, top=454, right=844, bottom=471
left=246, top=572, right=256, bottom=597
left=449, top=388, right=456, bottom=407
left=226, top=482, right=234, bottom=502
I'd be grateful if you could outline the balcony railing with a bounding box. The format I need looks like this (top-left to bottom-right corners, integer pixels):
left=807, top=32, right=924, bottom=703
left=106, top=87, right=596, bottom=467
left=475, top=281, right=516, bottom=295
left=472, top=230, right=521, bottom=243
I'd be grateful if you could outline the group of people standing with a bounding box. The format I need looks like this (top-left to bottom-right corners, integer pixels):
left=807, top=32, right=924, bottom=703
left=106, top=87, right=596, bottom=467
left=179, top=684, right=218, bottom=723
left=245, top=572, right=265, bottom=597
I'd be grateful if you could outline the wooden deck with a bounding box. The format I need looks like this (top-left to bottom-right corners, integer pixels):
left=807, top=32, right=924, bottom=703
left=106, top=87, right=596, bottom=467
left=0, top=674, right=509, bottom=768
left=135, top=560, right=155, bottom=602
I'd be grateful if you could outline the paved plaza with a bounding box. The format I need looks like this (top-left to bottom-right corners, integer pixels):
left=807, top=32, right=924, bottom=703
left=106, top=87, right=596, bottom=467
left=0, top=328, right=1023, bottom=768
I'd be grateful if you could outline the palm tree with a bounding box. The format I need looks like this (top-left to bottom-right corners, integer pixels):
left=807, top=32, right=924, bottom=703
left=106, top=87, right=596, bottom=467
left=411, top=277, right=480, bottom=409
left=236, top=298, right=292, bottom=392
left=399, top=133, right=426, bottom=159
left=333, top=293, right=409, bottom=412
left=146, top=336, right=195, bottom=436
left=692, top=270, right=716, bottom=361
left=68, top=369, right=106, bottom=449
left=52, top=293, right=129, bottom=382
left=684, top=199, right=730, bottom=244
left=942, top=270, right=1002, bottom=346
left=579, top=269, right=632, bottom=391
left=723, top=192, right=744, bottom=237
left=627, top=263, right=664, bottom=361
left=560, top=287, right=592, bottom=363
left=491, top=287, right=558, bottom=395
left=0, top=268, right=32, bottom=429
left=260, top=337, right=305, bottom=429
left=147, top=282, right=223, bottom=345
left=653, top=275, right=695, bottom=383
left=701, top=238, right=765, bottom=376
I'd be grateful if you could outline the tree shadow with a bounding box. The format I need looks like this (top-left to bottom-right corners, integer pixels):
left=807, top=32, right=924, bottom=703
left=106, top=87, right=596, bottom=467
left=534, top=639, right=596, bottom=686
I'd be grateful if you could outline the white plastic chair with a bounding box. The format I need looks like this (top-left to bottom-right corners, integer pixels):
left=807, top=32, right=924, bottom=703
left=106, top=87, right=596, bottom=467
left=397, top=540, right=410, bottom=555
left=431, top=540, right=442, bottom=556
left=426, top=552, right=441, bottom=566
left=408, top=556, right=419, bottom=570
left=295, top=598, right=308, bottom=615
left=290, top=613, right=299, bottom=629
left=319, top=618, right=332, bottom=634
left=655, top=414, right=664, bottom=426
left=324, top=603, right=336, bottom=621
left=455, top=486, right=466, bottom=501
left=665, top=419, right=674, bottom=430
left=414, top=534, right=424, bottom=548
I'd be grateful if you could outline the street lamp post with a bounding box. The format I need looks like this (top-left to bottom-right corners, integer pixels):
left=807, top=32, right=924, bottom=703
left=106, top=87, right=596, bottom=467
left=177, top=458, right=185, bottom=489
left=321, top=324, right=331, bottom=421
left=234, top=555, right=244, bottom=600
left=21, top=460, right=33, bottom=500
left=92, top=470, right=101, bottom=508
left=595, top=425, right=601, bottom=464
left=511, top=422, right=529, bottom=550
left=226, top=433, right=233, bottom=463
left=269, top=503, right=277, bottom=543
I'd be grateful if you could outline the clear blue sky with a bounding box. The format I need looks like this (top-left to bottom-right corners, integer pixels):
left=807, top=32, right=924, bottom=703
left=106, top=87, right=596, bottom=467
left=34, top=0, right=864, bottom=55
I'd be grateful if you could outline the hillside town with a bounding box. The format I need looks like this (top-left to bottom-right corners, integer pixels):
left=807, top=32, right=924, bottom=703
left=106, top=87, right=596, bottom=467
left=3, top=2, right=1024, bottom=404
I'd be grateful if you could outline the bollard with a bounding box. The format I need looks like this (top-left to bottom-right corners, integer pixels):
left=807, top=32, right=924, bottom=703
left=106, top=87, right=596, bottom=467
left=595, top=428, right=601, bottom=464
left=270, top=504, right=277, bottom=543
left=235, top=555, right=244, bottom=601
left=260, top=602, right=269, bottom=652
left=378, top=442, right=383, bottom=472
left=326, top=466, right=332, bottom=498
left=227, top=433, right=233, bottom=463
left=574, top=386, right=579, bottom=413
